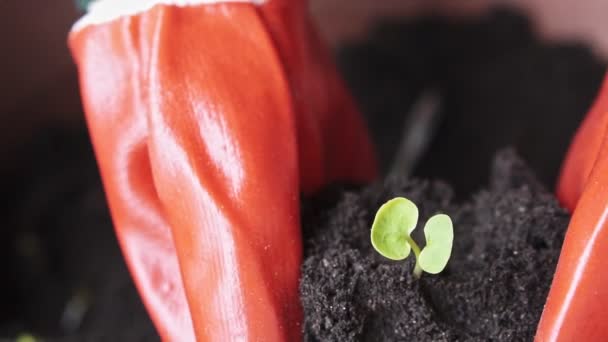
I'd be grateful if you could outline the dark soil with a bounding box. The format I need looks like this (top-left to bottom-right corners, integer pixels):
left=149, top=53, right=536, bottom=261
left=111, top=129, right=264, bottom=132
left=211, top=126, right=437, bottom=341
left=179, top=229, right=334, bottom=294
left=300, top=150, right=569, bottom=341
left=0, top=130, right=158, bottom=341
left=339, top=8, right=606, bottom=196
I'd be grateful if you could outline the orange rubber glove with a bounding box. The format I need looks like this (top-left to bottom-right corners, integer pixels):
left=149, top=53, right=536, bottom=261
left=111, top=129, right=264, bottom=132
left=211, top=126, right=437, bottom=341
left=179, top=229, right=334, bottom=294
left=69, top=1, right=376, bottom=341
left=536, top=74, right=608, bottom=341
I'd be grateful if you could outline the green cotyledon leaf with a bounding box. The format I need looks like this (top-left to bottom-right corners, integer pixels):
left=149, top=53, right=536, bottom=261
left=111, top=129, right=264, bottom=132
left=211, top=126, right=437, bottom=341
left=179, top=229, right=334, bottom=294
left=370, top=197, right=419, bottom=260
left=419, top=214, right=453, bottom=274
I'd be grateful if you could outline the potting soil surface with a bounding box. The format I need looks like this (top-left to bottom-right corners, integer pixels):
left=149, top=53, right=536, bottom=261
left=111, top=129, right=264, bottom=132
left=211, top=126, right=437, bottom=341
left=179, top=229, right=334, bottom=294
left=300, top=149, right=568, bottom=341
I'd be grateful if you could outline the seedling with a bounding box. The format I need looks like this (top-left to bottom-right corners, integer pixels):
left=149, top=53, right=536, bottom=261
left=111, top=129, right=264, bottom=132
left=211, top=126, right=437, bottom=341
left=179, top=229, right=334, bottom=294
left=370, top=197, right=453, bottom=278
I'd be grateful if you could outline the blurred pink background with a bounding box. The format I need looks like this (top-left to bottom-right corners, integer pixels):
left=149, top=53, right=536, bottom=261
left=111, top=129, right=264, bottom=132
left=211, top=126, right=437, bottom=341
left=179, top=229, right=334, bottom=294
left=1, top=0, right=607, bottom=166
left=313, top=0, right=608, bottom=55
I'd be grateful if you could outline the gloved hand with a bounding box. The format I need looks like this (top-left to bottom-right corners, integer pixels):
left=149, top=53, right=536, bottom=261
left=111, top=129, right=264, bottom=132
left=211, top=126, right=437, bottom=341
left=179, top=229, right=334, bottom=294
left=537, top=74, right=608, bottom=342
left=69, top=0, right=376, bottom=341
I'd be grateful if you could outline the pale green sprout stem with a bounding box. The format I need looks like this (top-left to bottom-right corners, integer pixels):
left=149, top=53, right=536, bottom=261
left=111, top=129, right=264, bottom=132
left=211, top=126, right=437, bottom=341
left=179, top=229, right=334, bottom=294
left=370, top=197, right=453, bottom=279
left=406, top=236, right=423, bottom=278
